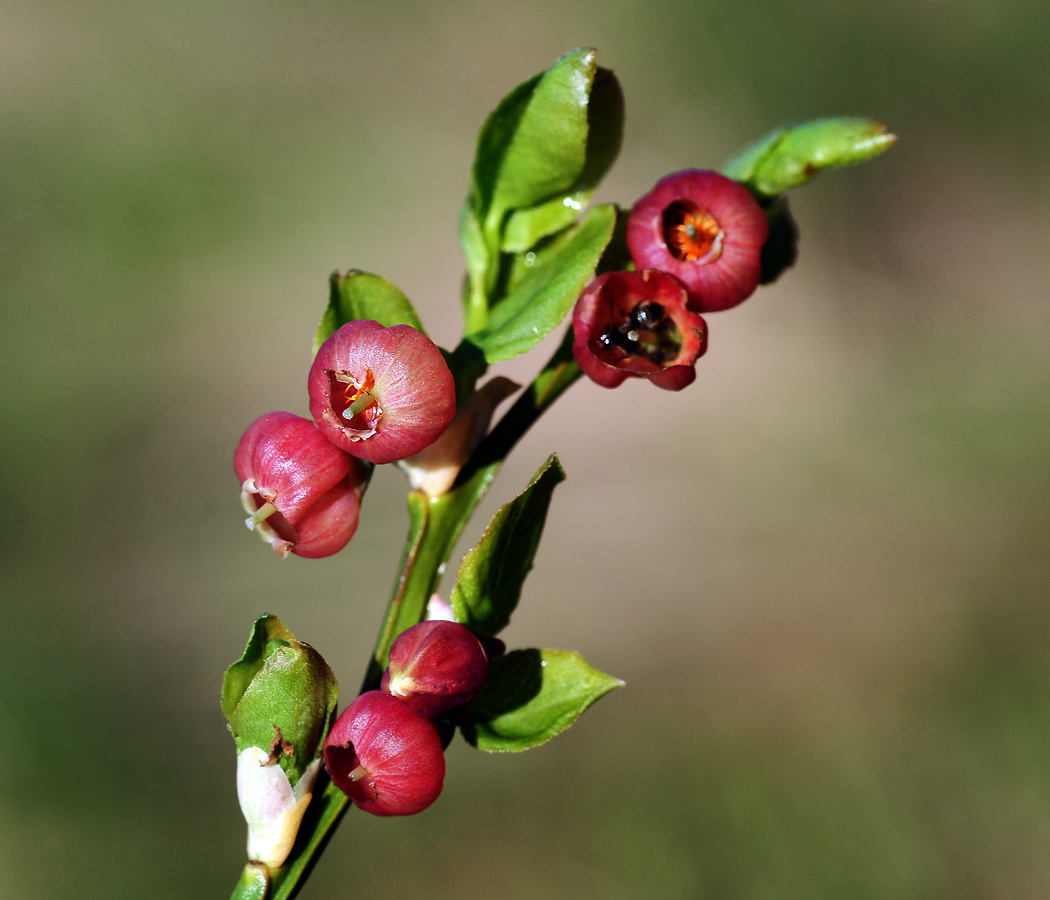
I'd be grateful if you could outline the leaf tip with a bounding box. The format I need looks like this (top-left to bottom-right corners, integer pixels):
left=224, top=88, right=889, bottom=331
left=542, top=452, right=567, bottom=483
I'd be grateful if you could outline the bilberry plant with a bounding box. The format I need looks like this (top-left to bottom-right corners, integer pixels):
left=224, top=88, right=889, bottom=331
left=223, top=48, right=894, bottom=900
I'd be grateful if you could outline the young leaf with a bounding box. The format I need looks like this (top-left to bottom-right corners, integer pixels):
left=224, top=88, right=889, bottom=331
left=474, top=48, right=596, bottom=232
left=314, top=270, right=426, bottom=353
left=459, top=203, right=491, bottom=334
left=458, top=204, right=615, bottom=364
left=450, top=455, right=565, bottom=636
left=470, top=72, right=541, bottom=227
left=723, top=117, right=896, bottom=197
left=501, top=193, right=589, bottom=255
left=501, top=66, right=625, bottom=253
left=460, top=50, right=623, bottom=335
left=222, top=613, right=295, bottom=721
left=461, top=649, right=624, bottom=752
left=720, top=125, right=789, bottom=187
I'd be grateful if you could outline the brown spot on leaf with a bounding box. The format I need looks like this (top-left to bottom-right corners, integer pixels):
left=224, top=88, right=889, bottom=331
left=261, top=725, right=295, bottom=765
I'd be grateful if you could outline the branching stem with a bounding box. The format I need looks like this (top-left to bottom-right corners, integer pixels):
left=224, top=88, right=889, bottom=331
left=235, top=328, right=581, bottom=900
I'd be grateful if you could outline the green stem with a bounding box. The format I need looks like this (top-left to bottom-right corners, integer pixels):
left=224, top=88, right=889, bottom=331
left=360, top=326, right=582, bottom=690
left=230, top=863, right=268, bottom=900
left=250, top=328, right=582, bottom=900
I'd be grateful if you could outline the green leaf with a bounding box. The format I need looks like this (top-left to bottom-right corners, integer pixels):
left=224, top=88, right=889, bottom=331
left=223, top=615, right=338, bottom=786
left=222, top=614, right=295, bottom=721
left=461, top=649, right=623, bottom=752
left=459, top=202, right=491, bottom=334
left=451, top=455, right=565, bottom=636
left=501, top=66, right=624, bottom=253
left=474, top=48, right=596, bottom=230
left=720, top=125, right=789, bottom=186
left=471, top=72, right=541, bottom=225
left=723, top=117, right=896, bottom=197
left=460, top=50, right=623, bottom=336
left=314, top=270, right=426, bottom=353
left=458, top=204, right=614, bottom=364
left=501, top=192, right=590, bottom=254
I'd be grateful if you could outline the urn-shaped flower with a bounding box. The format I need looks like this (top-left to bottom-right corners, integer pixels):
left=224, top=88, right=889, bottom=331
left=381, top=621, right=490, bottom=718
left=308, top=320, right=456, bottom=465
left=626, top=169, right=769, bottom=313
left=235, top=411, right=369, bottom=558
left=323, top=691, right=445, bottom=816
left=572, top=269, right=708, bottom=390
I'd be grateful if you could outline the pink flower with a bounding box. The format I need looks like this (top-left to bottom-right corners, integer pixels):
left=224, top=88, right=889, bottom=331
left=626, top=169, right=768, bottom=312
left=308, top=321, right=456, bottom=465
left=572, top=269, right=707, bottom=390
left=381, top=621, right=489, bottom=718
left=323, top=691, right=445, bottom=817
left=234, top=412, right=369, bottom=558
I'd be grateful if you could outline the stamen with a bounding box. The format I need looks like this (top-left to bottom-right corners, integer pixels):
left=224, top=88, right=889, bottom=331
left=341, top=369, right=376, bottom=406
left=347, top=393, right=378, bottom=418
left=663, top=201, right=723, bottom=262
left=328, top=368, right=383, bottom=440
left=240, top=489, right=299, bottom=554
left=245, top=501, right=277, bottom=530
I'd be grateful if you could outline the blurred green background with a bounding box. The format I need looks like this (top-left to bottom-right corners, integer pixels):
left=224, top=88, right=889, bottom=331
left=2, top=0, right=1049, bottom=897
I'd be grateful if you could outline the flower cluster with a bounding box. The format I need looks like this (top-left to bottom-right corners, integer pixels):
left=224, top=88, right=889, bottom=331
left=323, top=621, right=490, bottom=816
left=221, top=48, right=896, bottom=893
left=235, top=321, right=457, bottom=558
left=573, top=170, right=768, bottom=390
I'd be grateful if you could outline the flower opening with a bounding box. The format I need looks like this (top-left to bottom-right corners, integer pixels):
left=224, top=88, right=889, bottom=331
left=323, top=691, right=445, bottom=817
left=572, top=269, right=707, bottom=391
left=626, top=169, right=769, bottom=313
left=234, top=411, right=368, bottom=558
left=309, top=321, right=456, bottom=465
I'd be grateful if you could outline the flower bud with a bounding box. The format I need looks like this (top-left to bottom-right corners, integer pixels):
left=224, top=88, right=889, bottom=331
left=308, top=320, right=456, bottom=465
left=237, top=749, right=319, bottom=869
left=381, top=621, right=490, bottom=718
left=235, top=411, right=369, bottom=558
left=424, top=593, right=456, bottom=623
left=572, top=269, right=707, bottom=391
left=400, top=376, right=519, bottom=497
left=626, top=169, right=768, bottom=313
left=223, top=615, right=338, bottom=867
left=324, top=691, right=445, bottom=817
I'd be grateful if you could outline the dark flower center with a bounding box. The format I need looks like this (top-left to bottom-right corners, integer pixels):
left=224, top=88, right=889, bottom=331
left=662, top=200, right=723, bottom=262
left=592, top=300, right=682, bottom=369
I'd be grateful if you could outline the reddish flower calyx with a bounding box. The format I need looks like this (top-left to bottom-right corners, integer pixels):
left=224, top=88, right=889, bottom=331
left=627, top=169, right=769, bottom=313
left=309, top=320, right=456, bottom=465
left=572, top=269, right=708, bottom=391
left=381, top=621, right=489, bottom=718
left=234, top=412, right=369, bottom=558
left=323, top=691, right=445, bottom=817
